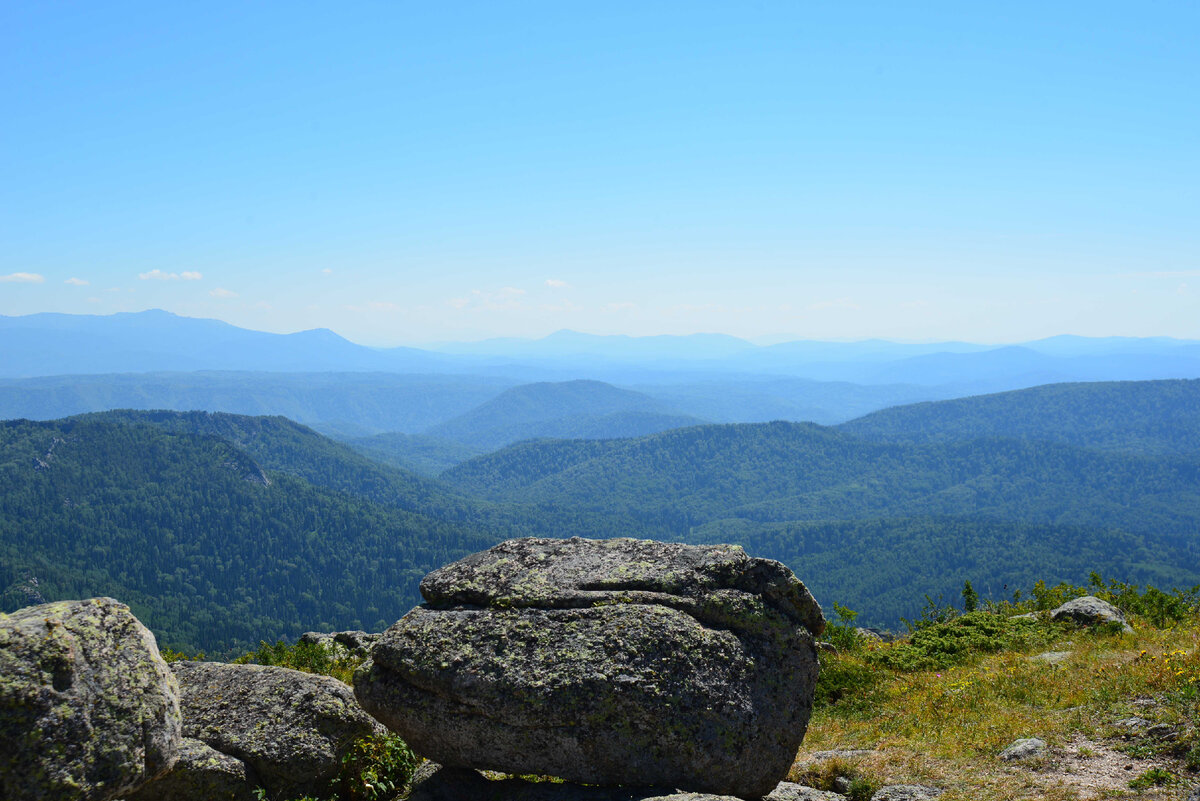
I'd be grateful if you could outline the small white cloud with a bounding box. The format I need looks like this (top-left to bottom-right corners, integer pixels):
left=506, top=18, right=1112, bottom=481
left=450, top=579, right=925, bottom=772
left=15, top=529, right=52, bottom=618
left=448, top=287, right=528, bottom=311
left=545, top=278, right=568, bottom=288
left=806, top=298, right=861, bottom=312
left=322, top=268, right=333, bottom=275
left=64, top=277, right=89, bottom=286
left=0, top=272, right=45, bottom=283
left=209, top=287, right=238, bottom=299
left=138, top=269, right=203, bottom=281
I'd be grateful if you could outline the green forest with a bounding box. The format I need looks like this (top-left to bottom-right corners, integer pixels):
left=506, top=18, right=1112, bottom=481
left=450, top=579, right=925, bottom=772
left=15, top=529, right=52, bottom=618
left=3, top=378, right=1200, bottom=652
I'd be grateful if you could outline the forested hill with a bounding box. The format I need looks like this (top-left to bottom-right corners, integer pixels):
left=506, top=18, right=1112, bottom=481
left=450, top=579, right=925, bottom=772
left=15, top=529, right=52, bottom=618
left=0, top=414, right=502, bottom=653
left=442, top=421, right=1200, bottom=622
left=838, top=378, right=1200, bottom=457
left=75, top=410, right=478, bottom=520
left=441, top=421, right=1200, bottom=541
left=424, top=379, right=706, bottom=450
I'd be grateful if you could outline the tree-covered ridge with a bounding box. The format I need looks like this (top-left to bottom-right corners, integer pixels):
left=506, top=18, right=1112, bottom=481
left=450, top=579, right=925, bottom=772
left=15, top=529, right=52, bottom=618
left=0, top=415, right=499, bottom=654
left=442, top=421, right=1200, bottom=541
left=442, top=420, right=1200, bottom=623
left=424, top=379, right=707, bottom=451
left=838, top=378, right=1200, bottom=457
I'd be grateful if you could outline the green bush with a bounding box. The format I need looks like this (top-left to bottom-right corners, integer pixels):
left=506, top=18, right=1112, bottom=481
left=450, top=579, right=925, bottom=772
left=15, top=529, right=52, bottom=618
left=330, top=734, right=419, bottom=801
left=878, top=611, right=1057, bottom=672
left=233, top=639, right=364, bottom=685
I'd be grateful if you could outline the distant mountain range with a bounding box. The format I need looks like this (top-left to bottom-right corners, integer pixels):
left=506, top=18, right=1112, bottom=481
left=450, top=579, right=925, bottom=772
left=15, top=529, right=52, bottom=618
left=4, top=311, right=1200, bottom=392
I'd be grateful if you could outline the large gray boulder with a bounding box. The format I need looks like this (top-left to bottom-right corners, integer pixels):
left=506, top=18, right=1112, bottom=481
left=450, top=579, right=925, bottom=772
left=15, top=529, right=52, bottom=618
left=0, top=597, right=182, bottom=801
left=171, top=661, right=386, bottom=799
left=1049, top=596, right=1133, bottom=633
left=123, top=738, right=258, bottom=801
left=356, top=537, right=824, bottom=799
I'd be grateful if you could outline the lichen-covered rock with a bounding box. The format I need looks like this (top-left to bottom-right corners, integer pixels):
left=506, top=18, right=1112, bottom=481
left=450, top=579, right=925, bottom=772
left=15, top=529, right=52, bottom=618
left=299, top=630, right=380, bottom=659
left=765, top=784, right=843, bottom=801
left=1049, top=596, right=1133, bottom=633
left=123, top=738, right=258, bottom=801
left=0, top=597, right=181, bottom=801
left=172, top=661, right=385, bottom=799
left=356, top=537, right=824, bottom=799
left=870, top=786, right=942, bottom=801
left=998, top=737, right=1046, bottom=761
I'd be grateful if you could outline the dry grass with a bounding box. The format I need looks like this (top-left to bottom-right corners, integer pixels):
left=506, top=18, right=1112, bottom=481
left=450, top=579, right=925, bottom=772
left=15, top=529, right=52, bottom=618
left=796, top=616, right=1200, bottom=800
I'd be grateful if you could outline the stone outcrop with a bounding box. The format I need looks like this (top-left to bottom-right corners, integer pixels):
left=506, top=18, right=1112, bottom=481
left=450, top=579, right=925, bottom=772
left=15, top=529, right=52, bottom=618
left=0, top=597, right=182, bottom=801
left=299, top=629, right=380, bottom=659
left=168, top=661, right=386, bottom=799
left=123, top=738, right=258, bottom=801
left=356, top=537, right=824, bottom=799
left=1049, top=596, right=1133, bottom=633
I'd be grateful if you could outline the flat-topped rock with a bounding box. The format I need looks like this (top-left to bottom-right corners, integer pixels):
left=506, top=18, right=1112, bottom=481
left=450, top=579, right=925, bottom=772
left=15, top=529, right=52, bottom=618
left=356, top=537, right=824, bottom=799
left=0, top=597, right=181, bottom=801
left=1050, top=596, right=1133, bottom=633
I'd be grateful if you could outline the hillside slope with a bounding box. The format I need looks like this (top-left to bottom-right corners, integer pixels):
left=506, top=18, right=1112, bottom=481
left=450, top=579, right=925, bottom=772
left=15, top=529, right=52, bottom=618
left=839, top=378, right=1200, bottom=457
left=425, top=379, right=705, bottom=450
left=443, top=421, right=1200, bottom=622
left=0, top=414, right=502, bottom=652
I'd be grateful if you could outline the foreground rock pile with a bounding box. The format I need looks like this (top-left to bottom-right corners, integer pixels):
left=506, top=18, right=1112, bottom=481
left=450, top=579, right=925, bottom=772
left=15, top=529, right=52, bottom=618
left=355, top=537, right=826, bottom=799
left=2, top=537, right=834, bottom=800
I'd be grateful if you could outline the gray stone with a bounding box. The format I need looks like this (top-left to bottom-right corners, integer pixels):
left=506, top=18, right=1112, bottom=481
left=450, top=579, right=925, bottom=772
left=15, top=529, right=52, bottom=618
left=172, top=661, right=385, bottom=799
left=299, top=629, right=380, bottom=659
left=0, top=597, right=182, bottom=801
left=123, top=738, right=258, bottom=801
left=1049, top=596, right=1133, bottom=633
left=766, top=784, right=843, bottom=801
left=356, top=537, right=824, bottom=799
left=406, top=764, right=744, bottom=801
left=870, top=786, right=942, bottom=801
left=999, top=737, right=1046, bottom=761
left=1009, top=612, right=1038, bottom=620
left=1031, top=651, right=1071, bottom=664
left=1186, top=784, right=1200, bottom=801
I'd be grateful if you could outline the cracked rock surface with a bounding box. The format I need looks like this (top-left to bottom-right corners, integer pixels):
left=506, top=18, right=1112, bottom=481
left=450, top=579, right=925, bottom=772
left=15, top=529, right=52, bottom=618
left=355, top=537, right=824, bottom=799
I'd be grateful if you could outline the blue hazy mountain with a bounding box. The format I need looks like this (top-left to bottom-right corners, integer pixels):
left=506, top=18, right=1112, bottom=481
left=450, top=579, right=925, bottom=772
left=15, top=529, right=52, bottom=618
left=424, top=379, right=707, bottom=451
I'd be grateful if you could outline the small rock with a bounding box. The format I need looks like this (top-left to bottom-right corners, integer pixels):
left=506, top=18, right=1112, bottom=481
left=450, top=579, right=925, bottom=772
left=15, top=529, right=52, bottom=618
left=0, top=597, right=182, bottom=801
left=1112, top=716, right=1151, bottom=732
left=1146, top=723, right=1178, bottom=741
left=173, top=661, right=386, bottom=799
left=1009, top=613, right=1038, bottom=621
left=766, top=783, right=843, bottom=801
left=870, top=786, right=942, bottom=801
left=1049, top=596, right=1133, bottom=633
left=1031, top=651, right=1071, bottom=665
left=123, top=738, right=258, bottom=801
left=832, top=776, right=853, bottom=793
left=999, top=737, right=1046, bottom=761
left=1186, top=785, right=1200, bottom=801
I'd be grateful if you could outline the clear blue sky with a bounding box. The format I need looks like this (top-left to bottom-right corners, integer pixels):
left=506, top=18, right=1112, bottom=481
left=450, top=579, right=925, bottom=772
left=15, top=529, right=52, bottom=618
left=2, top=2, right=1197, bottom=345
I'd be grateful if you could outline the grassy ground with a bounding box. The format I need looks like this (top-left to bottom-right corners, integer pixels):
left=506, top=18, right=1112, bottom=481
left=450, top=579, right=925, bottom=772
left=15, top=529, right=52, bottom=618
left=796, top=586, right=1200, bottom=800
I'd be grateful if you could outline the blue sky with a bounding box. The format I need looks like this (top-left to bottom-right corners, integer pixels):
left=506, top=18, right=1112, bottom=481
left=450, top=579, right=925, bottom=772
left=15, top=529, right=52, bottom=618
left=2, top=2, right=1197, bottom=345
